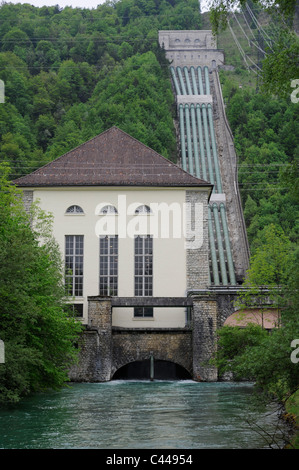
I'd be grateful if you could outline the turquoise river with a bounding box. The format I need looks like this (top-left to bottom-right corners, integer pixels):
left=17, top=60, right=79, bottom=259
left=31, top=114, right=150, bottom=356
left=0, top=381, right=289, bottom=449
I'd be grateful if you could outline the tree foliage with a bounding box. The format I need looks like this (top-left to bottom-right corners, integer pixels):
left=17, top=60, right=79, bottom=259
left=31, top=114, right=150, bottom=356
left=0, top=0, right=202, bottom=178
left=209, top=0, right=299, bottom=98
left=213, top=224, right=299, bottom=401
left=219, top=76, right=299, bottom=250
left=0, top=165, right=82, bottom=403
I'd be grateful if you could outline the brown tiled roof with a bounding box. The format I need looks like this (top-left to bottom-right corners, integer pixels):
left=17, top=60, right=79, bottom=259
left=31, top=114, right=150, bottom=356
left=13, top=126, right=212, bottom=188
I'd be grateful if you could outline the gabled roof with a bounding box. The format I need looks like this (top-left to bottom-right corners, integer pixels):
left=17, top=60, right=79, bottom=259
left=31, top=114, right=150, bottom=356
left=13, top=126, right=212, bottom=189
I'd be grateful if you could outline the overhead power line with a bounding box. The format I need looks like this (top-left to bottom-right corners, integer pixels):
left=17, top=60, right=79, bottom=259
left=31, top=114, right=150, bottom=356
left=228, top=18, right=262, bottom=75
left=245, top=3, right=274, bottom=52
left=233, top=11, right=268, bottom=56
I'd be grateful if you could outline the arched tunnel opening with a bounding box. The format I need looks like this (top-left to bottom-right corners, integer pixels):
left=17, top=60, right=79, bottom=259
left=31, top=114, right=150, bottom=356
left=112, top=359, right=192, bottom=381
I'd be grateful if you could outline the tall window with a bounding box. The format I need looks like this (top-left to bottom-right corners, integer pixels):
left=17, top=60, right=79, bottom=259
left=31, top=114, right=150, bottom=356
left=99, top=235, right=118, bottom=296
left=134, top=235, right=153, bottom=317
left=65, top=235, right=84, bottom=297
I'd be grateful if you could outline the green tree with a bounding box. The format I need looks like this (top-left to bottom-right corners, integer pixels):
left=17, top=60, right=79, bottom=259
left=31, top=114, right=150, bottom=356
left=0, top=165, right=82, bottom=403
left=1, top=27, right=32, bottom=53
left=209, top=0, right=299, bottom=97
left=237, top=224, right=295, bottom=310
left=213, top=224, right=299, bottom=400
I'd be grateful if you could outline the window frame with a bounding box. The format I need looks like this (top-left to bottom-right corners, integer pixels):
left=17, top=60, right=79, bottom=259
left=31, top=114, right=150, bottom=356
left=135, top=204, right=152, bottom=215
left=70, top=303, right=84, bottom=317
left=99, top=205, right=118, bottom=215
left=134, top=235, right=153, bottom=318
left=65, top=235, right=84, bottom=297
left=99, top=235, right=118, bottom=296
left=65, top=205, right=84, bottom=215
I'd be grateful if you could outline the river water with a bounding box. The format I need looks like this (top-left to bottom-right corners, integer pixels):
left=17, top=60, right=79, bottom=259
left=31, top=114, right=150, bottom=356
left=0, top=381, right=288, bottom=449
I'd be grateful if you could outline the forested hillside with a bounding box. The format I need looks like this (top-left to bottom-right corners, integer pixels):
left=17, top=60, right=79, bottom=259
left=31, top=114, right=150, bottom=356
left=221, top=72, right=298, bottom=251
left=0, top=0, right=201, bottom=178
left=0, top=0, right=298, bottom=255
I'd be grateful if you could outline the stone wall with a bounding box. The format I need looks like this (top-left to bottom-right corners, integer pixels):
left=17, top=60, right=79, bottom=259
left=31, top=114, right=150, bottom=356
left=87, top=297, right=112, bottom=381
left=68, top=295, right=228, bottom=383
left=22, top=190, right=33, bottom=214
left=68, top=329, right=99, bottom=382
left=186, top=190, right=210, bottom=289
left=112, top=328, right=192, bottom=378
left=192, top=296, right=218, bottom=381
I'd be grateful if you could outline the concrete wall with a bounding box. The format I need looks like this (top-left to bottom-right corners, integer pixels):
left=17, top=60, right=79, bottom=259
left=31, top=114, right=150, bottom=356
left=158, top=30, right=225, bottom=68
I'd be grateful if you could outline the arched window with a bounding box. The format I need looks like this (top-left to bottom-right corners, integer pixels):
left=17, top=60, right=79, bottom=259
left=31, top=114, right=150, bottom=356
left=66, top=205, right=84, bottom=214
left=100, top=205, right=118, bottom=215
left=135, top=205, right=152, bottom=215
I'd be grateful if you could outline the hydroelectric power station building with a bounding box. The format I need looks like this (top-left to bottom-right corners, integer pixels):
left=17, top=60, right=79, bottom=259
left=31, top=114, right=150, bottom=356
left=14, top=30, right=260, bottom=382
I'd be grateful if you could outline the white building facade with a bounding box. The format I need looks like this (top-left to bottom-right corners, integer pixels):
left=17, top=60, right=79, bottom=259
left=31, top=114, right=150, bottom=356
left=15, top=127, right=212, bottom=331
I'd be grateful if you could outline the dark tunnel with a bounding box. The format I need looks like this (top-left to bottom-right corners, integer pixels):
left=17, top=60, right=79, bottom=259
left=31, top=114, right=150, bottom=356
left=112, top=359, right=192, bottom=380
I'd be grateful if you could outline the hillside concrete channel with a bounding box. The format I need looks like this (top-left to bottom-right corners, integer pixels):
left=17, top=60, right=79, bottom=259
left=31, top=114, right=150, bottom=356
left=159, top=30, right=250, bottom=286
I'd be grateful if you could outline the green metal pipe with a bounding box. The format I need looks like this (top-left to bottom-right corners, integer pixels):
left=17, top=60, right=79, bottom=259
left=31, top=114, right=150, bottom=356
left=204, top=66, right=210, bottom=95
left=202, top=104, right=215, bottom=187
left=184, top=104, right=194, bottom=175
left=190, top=66, right=198, bottom=95
left=220, top=203, right=236, bottom=285
left=212, top=203, right=228, bottom=285
left=177, top=67, right=187, bottom=95
left=179, top=104, right=187, bottom=172
left=184, top=66, right=193, bottom=95
left=190, top=104, right=200, bottom=178
left=196, top=104, right=207, bottom=181
left=197, top=66, right=204, bottom=95
left=208, top=205, right=220, bottom=286
left=170, top=66, right=181, bottom=95
left=207, top=103, right=222, bottom=193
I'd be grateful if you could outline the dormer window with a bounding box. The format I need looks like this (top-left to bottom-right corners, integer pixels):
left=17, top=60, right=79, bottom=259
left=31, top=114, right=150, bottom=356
left=66, top=205, right=84, bottom=214
left=135, top=205, right=152, bottom=215
left=100, top=205, right=118, bottom=215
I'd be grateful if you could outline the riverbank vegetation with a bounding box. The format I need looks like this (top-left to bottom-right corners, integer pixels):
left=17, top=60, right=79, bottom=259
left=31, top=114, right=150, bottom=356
left=0, top=165, right=82, bottom=403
